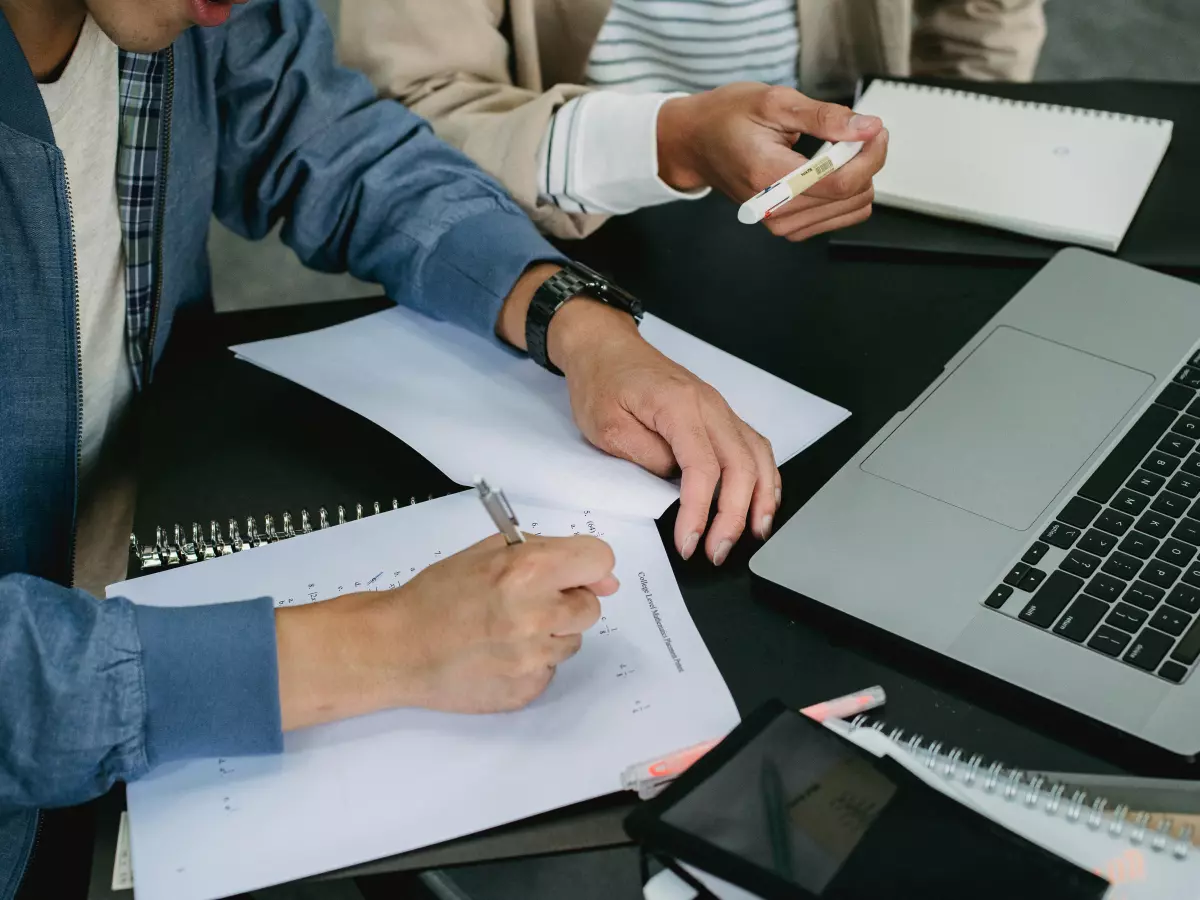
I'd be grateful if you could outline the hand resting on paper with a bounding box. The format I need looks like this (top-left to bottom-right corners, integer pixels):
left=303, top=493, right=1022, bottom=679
left=274, top=533, right=617, bottom=729
left=497, top=265, right=782, bottom=567
left=657, top=83, right=889, bottom=242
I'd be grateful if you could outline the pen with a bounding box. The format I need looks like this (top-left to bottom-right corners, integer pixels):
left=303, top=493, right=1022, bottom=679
left=619, top=685, right=886, bottom=799
left=737, top=141, right=864, bottom=225
left=474, top=477, right=526, bottom=545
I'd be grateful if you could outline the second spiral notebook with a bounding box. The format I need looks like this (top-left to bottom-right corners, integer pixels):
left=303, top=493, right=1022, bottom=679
left=853, top=78, right=1173, bottom=252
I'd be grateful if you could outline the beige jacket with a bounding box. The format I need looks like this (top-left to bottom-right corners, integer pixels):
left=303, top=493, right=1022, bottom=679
left=340, top=0, right=1046, bottom=238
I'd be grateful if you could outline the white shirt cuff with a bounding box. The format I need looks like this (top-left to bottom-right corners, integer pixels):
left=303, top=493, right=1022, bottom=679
left=535, top=91, right=711, bottom=216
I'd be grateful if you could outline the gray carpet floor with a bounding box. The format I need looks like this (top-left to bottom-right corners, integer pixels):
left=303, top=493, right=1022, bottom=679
left=210, top=0, right=1200, bottom=313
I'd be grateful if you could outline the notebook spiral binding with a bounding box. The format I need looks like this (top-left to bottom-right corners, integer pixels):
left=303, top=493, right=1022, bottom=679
left=129, top=494, right=437, bottom=572
left=885, top=80, right=1171, bottom=128
left=847, top=715, right=1195, bottom=859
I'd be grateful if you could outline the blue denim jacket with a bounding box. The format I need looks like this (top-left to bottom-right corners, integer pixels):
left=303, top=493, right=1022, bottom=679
left=0, top=3, right=561, bottom=896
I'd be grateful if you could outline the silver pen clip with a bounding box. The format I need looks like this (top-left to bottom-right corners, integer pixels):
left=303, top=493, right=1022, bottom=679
left=475, top=477, right=526, bottom=545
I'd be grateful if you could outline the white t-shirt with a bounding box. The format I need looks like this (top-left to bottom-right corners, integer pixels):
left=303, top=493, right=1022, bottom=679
left=39, top=16, right=137, bottom=593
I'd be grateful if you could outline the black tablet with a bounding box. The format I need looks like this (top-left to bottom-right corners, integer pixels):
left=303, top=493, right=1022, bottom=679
left=626, top=701, right=1108, bottom=900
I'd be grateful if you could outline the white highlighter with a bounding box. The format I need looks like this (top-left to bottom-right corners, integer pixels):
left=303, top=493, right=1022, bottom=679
left=737, top=141, right=864, bottom=225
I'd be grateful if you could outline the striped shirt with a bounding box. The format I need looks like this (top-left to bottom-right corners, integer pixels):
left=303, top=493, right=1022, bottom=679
left=536, top=0, right=799, bottom=215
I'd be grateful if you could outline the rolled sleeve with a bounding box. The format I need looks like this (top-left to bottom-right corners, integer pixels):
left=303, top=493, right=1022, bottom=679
left=134, top=598, right=283, bottom=765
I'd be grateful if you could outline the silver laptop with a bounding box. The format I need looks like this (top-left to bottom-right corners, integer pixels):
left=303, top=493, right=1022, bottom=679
left=751, top=248, right=1200, bottom=756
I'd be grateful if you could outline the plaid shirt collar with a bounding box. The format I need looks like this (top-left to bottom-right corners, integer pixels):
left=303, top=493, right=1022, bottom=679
left=116, top=48, right=171, bottom=392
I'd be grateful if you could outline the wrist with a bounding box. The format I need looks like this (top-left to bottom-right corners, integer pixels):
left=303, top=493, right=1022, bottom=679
left=276, top=595, right=421, bottom=730
left=547, top=298, right=641, bottom=376
left=657, top=95, right=706, bottom=193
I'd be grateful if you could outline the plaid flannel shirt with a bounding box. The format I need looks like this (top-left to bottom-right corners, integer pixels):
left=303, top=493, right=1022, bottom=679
left=116, top=48, right=170, bottom=391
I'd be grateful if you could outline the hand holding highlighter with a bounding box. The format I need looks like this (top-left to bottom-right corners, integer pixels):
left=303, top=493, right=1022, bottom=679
left=738, top=141, right=865, bottom=225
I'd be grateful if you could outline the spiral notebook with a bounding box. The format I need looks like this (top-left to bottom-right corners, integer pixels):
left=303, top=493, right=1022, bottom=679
left=648, top=715, right=1200, bottom=900
left=854, top=79, right=1173, bottom=252
left=127, top=494, right=439, bottom=573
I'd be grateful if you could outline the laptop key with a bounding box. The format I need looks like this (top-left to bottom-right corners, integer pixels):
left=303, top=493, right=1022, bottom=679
left=1080, top=404, right=1177, bottom=503
left=1020, top=571, right=1084, bottom=628
left=1102, top=551, right=1143, bottom=582
left=1124, top=628, right=1175, bottom=671
left=1113, top=490, right=1151, bottom=516
left=1003, top=562, right=1030, bottom=587
left=1140, top=559, right=1180, bottom=589
left=1106, top=602, right=1149, bottom=633
left=1136, top=512, right=1173, bottom=539
left=1184, top=455, right=1200, bottom=479
left=1079, top=529, right=1117, bottom=557
left=1152, top=491, right=1191, bottom=518
left=1157, top=538, right=1197, bottom=568
left=1150, top=606, right=1192, bottom=636
left=1177, top=369, right=1200, bottom=390
left=1018, top=568, right=1047, bottom=592
left=1171, top=415, right=1200, bottom=441
left=985, top=585, right=1013, bottom=609
left=1169, top=617, right=1200, bottom=665
left=1159, top=661, right=1189, bottom=683
left=1088, top=624, right=1132, bottom=657
left=1053, top=595, right=1107, bottom=643
left=1158, top=383, right=1194, bottom=412
left=1084, top=572, right=1125, bottom=603
left=1058, top=497, right=1101, bottom=528
left=1062, top=550, right=1102, bottom=579
left=1184, top=563, right=1200, bottom=590
left=1095, top=509, right=1134, bottom=536
left=1172, top=517, right=1200, bottom=545
left=1041, top=522, right=1080, bottom=549
left=1123, top=580, right=1165, bottom=611
left=1168, top=473, right=1200, bottom=499
left=1118, top=530, right=1159, bottom=560
left=1128, top=469, right=1167, bottom=496
left=1021, top=541, right=1049, bottom=565
left=1159, top=433, right=1196, bottom=457
left=1166, top=583, right=1200, bottom=614
left=1142, top=453, right=1180, bottom=478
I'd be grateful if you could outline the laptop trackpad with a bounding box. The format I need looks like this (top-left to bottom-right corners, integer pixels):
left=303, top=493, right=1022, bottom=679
left=862, top=326, right=1152, bottom=530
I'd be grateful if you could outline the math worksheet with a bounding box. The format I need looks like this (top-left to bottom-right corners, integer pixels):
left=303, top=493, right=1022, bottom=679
left=108, top=492, right=739, bottom=900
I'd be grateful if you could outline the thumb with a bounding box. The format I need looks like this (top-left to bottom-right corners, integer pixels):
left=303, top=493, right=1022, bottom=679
left=760, top=87, right=882, bottom=142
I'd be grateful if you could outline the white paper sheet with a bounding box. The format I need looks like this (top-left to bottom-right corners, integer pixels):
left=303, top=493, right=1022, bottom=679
left=231, top=309, right=848, bottom=519
left=108, top=493, right=739, bottom=900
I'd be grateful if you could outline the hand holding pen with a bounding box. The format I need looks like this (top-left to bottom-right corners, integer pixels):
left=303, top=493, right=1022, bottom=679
left=475, top=477, right=526, bottom=545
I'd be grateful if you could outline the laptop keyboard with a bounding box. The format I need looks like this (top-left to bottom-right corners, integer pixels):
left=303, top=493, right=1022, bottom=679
left=986, top=354, right=1200, bottom=685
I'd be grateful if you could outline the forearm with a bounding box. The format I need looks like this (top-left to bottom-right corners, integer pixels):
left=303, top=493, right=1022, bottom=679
left=0, top=575, right=280, bottom=810
left=216, top=0, right=567, bottom=338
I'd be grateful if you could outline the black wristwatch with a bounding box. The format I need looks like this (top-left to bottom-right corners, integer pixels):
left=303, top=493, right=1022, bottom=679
left=525, top=261, right=644, bottom=375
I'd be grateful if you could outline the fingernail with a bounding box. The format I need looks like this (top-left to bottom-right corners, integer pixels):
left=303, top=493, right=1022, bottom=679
left=849, top=114, right=879, bottom=131
left=759, top=515, right=773, bottom=539
left=681, top=532, right=700, bottom=561
left=774, top=487, right=782, bottom=507
left=713, top=540, right=732, bottom=567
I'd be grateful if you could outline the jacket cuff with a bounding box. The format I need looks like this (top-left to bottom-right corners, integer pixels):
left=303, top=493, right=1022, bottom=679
left=421, top=208, right=567, bottom=338
left=134, top=599, right=283, bottom=765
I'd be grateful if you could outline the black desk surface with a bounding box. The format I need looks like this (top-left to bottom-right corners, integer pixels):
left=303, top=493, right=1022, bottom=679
left=115, top=186, right=1200, bottom=898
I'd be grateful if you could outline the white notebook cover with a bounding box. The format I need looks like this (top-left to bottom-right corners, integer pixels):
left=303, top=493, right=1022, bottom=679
left=855, top=80, right=1173, bottom=252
